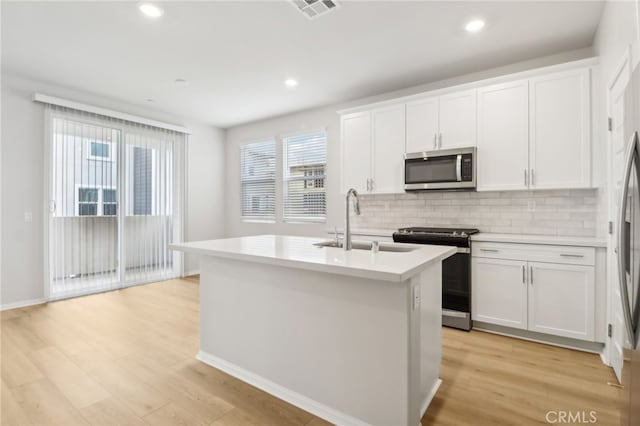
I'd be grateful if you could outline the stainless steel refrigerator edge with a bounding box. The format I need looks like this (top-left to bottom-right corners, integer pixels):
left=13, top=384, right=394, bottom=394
left=618, top=63, right=640, bottom=426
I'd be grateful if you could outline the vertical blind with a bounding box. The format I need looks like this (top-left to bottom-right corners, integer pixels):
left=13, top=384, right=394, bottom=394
left=283, top=131, right=327, bottom=222
left=47, top=104, right=185, bottom=300
left=240, top=140, right=276, bottom=220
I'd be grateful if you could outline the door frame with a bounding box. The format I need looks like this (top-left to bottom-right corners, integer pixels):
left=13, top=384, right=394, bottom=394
left=606, top=45, right=633, bottom=381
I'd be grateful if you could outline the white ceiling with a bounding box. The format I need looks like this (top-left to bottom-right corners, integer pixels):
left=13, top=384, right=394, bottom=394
left=1, top=1, right=604, bottom=128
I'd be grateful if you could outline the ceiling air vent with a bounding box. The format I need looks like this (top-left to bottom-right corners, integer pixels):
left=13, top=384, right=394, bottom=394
left=291, top=0, right=339, bottom=20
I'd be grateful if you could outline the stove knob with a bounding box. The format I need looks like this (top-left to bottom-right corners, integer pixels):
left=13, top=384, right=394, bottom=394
left=460, top=232, right=467, bottom=237
left=452, top=231, right=459, bottom=236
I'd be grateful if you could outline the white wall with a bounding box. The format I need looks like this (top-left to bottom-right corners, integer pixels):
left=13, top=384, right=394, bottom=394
left=0, top=74, right=225, bottom=307
left=225, top=48, right=596, bottom=238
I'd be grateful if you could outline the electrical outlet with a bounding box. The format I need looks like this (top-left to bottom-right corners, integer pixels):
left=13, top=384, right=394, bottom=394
left=24, top=211, right=33, bottom=223
left=527, top=200, right=536, bottom=212
left=412, top=285, right=420, bottom=310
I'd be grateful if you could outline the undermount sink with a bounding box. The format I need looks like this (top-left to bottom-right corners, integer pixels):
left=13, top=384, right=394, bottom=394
left=313, top=240, right=416, bottom=253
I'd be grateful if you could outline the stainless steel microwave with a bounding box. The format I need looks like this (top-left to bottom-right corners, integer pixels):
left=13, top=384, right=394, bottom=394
left=404, top=147, right=476, bottom=191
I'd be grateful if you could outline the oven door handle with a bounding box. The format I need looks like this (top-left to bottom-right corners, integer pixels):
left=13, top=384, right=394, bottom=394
left=456, top=247, right=470, bottom=254
left=456, top=154, right=462, bottom=182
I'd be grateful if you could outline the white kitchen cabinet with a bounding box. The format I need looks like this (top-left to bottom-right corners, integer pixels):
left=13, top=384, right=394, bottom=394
left=406, top=97, right=439, bottom=153
left=472, top=242, right=598, bottom=342
left=472, top=257, right=528, bottom=330
left=528, top=262, right=595, bottom=341
left=340, top=106, right=405, bottom=194
left=405, top=90, right=476, bottom=153
left=477, top=80, right=529, bottom=191
left=438, top=90, right=477, bottom=150
left=372, top=105, right=406, bottom=193
left=341, top=111, right=371, bottom=194
left=529, top=69, right=591, bottom=189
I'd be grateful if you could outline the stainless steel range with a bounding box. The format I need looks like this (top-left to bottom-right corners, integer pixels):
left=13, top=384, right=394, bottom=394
left=393, top=227, right=479, bottom=330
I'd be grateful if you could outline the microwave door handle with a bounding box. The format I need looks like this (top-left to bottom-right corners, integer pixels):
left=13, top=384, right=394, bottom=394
left=618, top=131, right=639, bottom=347
left=456, top=155, right=462, bottom=182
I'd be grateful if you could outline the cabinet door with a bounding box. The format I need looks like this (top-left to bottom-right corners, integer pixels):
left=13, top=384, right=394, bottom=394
left=341, top=112, right=371, bottom=194
left=528, top=262, right=595, bottom=341
left=372, top=105, right=405, bottom=194
left=439, top=89, right=477, bottom=149
left=529, top=69, right=591, bottom=189
left=472, top=257, right=528, bottom=329
left=477, top=80, right=529, bottom=191
left=406, top=97, right=439, bottom=153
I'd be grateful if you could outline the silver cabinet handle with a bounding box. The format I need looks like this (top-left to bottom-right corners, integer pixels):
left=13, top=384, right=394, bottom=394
left=480, top=248, right=499, bottom=252
left=370, top=178, right=374, bottom=192
left=522, top=265, right=526, bottom=284
left=524, top=169, right=528, bottom=187
left=560, top=253, right=584, bottom=258
left=438, top=133, right=443, bottom=149
left=530, top=169, right=535, bottom=186
left=530, top=266, right=533, bottom=285
left=433, top=134, right=437, bottom=150
left=366, top=178, right=370, bottom=192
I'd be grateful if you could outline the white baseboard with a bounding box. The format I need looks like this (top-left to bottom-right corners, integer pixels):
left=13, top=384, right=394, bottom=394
left=196, top=350, right=371, bottom=426
left=184, top=269, right=200, bottom=277
left=0, top=298, right=46, bottom=312
left=420, top=379, right=442, bottom=418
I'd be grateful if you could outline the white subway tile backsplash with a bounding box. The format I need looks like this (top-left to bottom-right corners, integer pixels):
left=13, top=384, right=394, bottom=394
left=352, top=189, right=598, bottom=237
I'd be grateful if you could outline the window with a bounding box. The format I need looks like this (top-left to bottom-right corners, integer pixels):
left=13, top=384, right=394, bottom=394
left=78, top=188, right=99, bottom=216
left=89, top=141, right=112, bottom=160
left=76, top=187, right=116, bottom=216
left=132, top=147, right=152, bottom=215
left=240, top=140, right=276, bottom=220
left=102, top=189, right=117, bottom=216
left=283, top=131, right=327, bottom=222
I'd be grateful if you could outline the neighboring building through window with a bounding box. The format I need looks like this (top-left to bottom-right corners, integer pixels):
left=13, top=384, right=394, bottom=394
left=132, top=147, right=152, bottom=215
left=240, top=140, right=276, bottom=220
left=283, top=131, right=327, bottom=222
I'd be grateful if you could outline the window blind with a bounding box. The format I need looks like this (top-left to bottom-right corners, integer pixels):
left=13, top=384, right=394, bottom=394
left=283, top=131, right=327, bottom=222
left=240, top=140, right=276, bottom=220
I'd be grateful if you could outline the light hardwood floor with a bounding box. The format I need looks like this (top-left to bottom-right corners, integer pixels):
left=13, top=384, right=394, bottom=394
left=1, top=277, right=622, bottom=426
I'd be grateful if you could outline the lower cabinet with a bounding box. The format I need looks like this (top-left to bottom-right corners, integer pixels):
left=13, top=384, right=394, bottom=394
left=472, top=246, right=596, bottom=342
left=528, top=262, right=595, bottom=341
left=472, top=258, right=528, bottom=330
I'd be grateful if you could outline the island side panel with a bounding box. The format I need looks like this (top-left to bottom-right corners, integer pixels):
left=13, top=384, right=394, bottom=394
left=407, top=262, right=443, bottom=425
left=198, top=256, right=411, bottom=426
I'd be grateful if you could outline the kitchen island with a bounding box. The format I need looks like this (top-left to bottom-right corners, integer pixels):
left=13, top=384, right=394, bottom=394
left=170, top=235, right=455, bottom=426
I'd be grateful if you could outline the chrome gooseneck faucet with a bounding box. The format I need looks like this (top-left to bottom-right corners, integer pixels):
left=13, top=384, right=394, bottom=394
left=344, top=188, right=361, bottom=251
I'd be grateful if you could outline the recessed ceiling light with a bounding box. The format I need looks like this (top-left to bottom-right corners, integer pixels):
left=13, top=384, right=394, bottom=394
left=465, top=19, right=485, bottom=33
left=146, top=98, right=155, bottom=103
left=139, top=3, right=164, bottom=18
left=284, top=79, right=298, bottom=88
left=175, top=78, right=189, bottom=87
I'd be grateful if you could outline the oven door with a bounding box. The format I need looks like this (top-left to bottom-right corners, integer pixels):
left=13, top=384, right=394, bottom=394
left=442, top=249, right=472, bottom=330
left=404, top=148, right=475, bottom=190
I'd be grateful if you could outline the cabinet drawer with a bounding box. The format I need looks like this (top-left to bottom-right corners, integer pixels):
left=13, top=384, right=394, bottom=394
left=472, top=242, right=595, bottom=266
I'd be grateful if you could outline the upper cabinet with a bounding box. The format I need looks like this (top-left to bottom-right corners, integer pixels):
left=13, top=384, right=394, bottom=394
left=340, top=60, right=595, bottom=195
left=340, top=106, right=405, bottom=194
left=477, top=80, right=530, bottom=191
left=372, top=105, right=406, bottom=194
left=438, top=90, right=477, bottom=150
left=405, top=89, right=476, bottom=153
left=341, top=111, right=371, bottom=194
left=529, top=69, right=591, bottom=189
left=406, top=97, right=439, bottom=152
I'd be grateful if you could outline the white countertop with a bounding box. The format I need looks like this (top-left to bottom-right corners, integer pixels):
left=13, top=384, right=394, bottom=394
left=170, top=235, right=456, bottom=282
left=471, top=232, right=607, bottom=248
